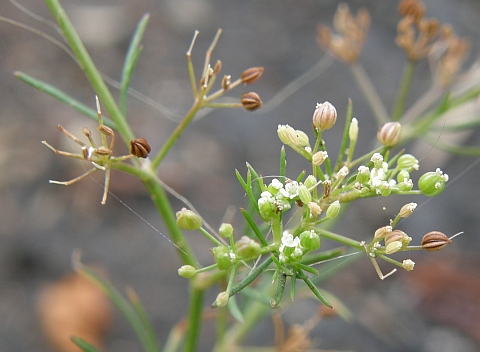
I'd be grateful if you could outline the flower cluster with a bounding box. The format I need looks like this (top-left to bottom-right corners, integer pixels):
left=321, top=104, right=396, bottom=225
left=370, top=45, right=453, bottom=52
left=279, top=230, right=321, bottom=263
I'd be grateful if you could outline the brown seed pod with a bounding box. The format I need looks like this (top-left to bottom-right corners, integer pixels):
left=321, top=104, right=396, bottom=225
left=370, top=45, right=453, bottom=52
left=130, top=138, right=151, bottom=158
left=240, top=67, right=264, bottom=85
left=421, top=231, right=452, bottom=252
left=241, top=92, right=263, bottom=111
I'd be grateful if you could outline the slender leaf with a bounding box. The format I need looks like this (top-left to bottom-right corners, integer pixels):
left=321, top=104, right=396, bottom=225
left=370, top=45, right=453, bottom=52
left=15, top=71, right=116, bottom=129
left=73, top=257, right=159, bottom=352
left=120, top=13, right=150, bottom=115
left=240, top=208, right=268, bottom=246
left=70, top=337, right=102, bottom=352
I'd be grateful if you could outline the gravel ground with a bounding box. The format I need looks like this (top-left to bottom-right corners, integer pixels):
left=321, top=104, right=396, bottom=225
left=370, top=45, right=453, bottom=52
left=1, top=1, right=479, bottom=351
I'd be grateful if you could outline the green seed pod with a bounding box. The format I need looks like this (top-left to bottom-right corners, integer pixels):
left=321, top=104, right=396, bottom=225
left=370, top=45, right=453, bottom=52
left=212, top=246, right=233, bottom=270
left=299, top=230, right=321, bottom=251
left=298, top=184, right=312, bottom=204
left=235, top=236, right=261, bottom=259
left=397, top=154, right=419, bottom=171
left=304, top=175, right=317, bottom=189
left=418, top=169, right=448, bottom=197
left=326, top=200, right=341, bottom=219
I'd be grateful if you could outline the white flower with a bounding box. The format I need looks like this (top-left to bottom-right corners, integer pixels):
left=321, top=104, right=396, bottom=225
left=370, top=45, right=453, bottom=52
left=282, top=181, right=300, bottom=199
left=270, top=179, right=283, bottom=190
left=402, top=259, right=415, bottom=271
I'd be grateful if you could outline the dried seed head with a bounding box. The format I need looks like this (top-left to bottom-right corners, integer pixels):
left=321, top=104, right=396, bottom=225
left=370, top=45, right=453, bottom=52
left=377, top=122, right=401, bottom=147
left=97, top=125, right=114, bottom=137
left=399, top=0, right=425, bottom=23
left=130, top=138, right=151, bottom=158
left=221, top=75, right=231, bottom=90
left=313, top=102, right=337, bottom=130
left=241, top=92, right=262, bottom=111
left=317, top=4, right=370, bottom=63
left=240, top=67, right=264, bottom=85
left=385, top=230, right=412, bottom=248
left=213, top=60, right=222, bottom=75
left=95, top=146, right=112, bottom=156
left=421, top=231, right=452, bottom=251
left=82, top=127, right=92, bottom=137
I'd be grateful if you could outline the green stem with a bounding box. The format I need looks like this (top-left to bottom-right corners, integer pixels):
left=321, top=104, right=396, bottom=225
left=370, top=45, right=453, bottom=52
left=318, top=229, right=363, bottom=250
left=183, top=287, right=204, bottom=352
left=44, top=0, right=135, bottom=146
left=391, top=60, right=416, bottom=121
left=151, top=99, right=203, bottom=169
left=350, top=63, right=389, bottom=125
left=142, top=173, right=198, bottom=267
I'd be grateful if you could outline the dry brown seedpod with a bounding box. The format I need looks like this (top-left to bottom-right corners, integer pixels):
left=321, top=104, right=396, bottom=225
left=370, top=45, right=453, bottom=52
left=421, top=231, right=452, bottom=251
left=241, top=92, right=263, bottom=111
left=130, top=138, right=151, bottom=158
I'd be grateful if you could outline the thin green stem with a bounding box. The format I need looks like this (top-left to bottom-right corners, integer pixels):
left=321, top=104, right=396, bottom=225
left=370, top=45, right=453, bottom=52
left=350, top=63, right=389, bottom=125
left=183, top=287, right=204, bottom=352
left=44, top=0, right=135, bottom=146
left=391, top=60, right=417, bottom=121
left=318, top=229, right=364, bottom=250
left=151, top=99, right=203, bottom=169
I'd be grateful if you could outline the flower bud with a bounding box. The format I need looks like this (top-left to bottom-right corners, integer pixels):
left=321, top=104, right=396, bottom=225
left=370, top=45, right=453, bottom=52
left=397, top=154, right=419, bottom=170
left=397, top=179, right=413, bottom=191
left=277, top=124, right=299, bottom=146
left=295, top=130, right=310, bottom=147
left=377, top=122, right=401, bottom=147
left=176, top=208, right=202, bottom=230
left=212, top=246, right=234, bottom=270
left=299, top=230, right=320, bottom=251
left=235, top=236, right=261, bottom=258
left=421, top=231, right=452, bottom=251
left=240, top=67, right=264, bottom=85
left=298, top=184, right=312, bottom=204
left=178, top=265, right=196, bottom=278
left=215, top=291, right=230, bottom=307
left=312, top=151, right=328, bottom=166
left=399, top=202, right=417, bottom=218
left=418, top=169, right=448, bottom=197
left=402, top=259, right=415, bottom=271
left=374, top=225, right=392, bottom=240
left=130, top=138, right=151, bottom=158
left=219, top=223, right=234, bottom=238
left=241, top=92, right=262, bottom=111
left=397, top=169, right=410, bottom=183
left=349, top=117, right=359, bottom=141
left=356, top=165, right=370, bottom=184
left=312, top=102, right=337, bottom=130
left=326, top=200, right=341, bottom=219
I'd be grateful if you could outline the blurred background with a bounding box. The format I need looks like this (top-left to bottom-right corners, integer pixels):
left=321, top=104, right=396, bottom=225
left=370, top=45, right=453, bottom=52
left=1, top=0, right=479, bottom=351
